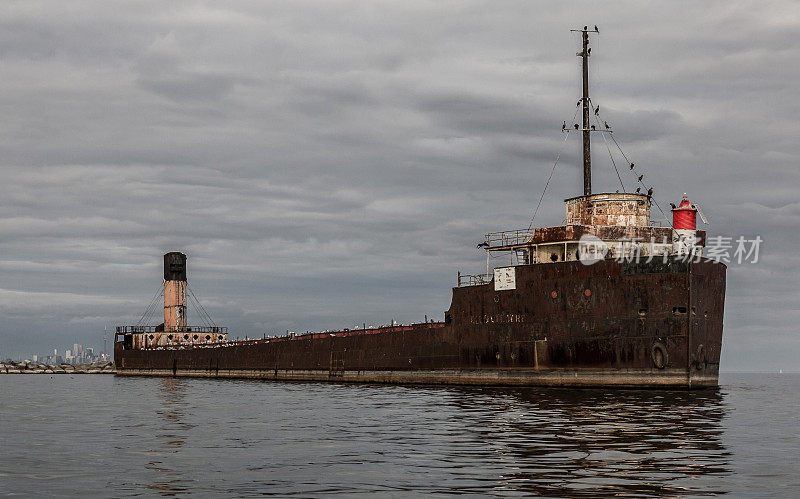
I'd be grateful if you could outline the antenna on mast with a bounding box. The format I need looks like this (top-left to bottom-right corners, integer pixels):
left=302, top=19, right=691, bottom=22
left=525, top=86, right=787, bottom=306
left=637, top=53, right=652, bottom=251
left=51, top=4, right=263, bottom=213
left=571, top=25, right=599, bottom=196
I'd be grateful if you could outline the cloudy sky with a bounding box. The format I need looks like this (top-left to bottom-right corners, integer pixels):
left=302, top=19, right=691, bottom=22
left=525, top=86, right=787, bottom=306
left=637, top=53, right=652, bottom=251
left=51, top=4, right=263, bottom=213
left=0, top=1, right=797, bottom=370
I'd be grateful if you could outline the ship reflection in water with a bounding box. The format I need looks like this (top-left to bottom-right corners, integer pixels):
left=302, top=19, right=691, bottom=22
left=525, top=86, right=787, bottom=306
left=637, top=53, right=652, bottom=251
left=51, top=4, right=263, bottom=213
left=135, top=380, right=729, bottom=496
left=146, top=378, right=193, bottom=495
left=446, top=387, right=729, bottom=496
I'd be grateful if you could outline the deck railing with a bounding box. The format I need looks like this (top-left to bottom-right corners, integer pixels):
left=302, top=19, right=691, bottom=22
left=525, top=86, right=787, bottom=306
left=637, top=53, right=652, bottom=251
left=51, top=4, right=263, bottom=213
left=120, top=322, right=446, bottom=350
left=115, top=325, right=228, bottom=334
left=484, top=229, right=535, bottom=248
left=457, top=272, right=490, bottom=287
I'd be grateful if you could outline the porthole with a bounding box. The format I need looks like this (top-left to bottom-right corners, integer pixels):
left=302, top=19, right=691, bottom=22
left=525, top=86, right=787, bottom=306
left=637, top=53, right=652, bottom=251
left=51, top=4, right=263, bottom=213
left=205, top=335, right=211, bottom=341
left=584, top=289, right=592, bottom=297
left=551, top=290, right=558, bottom=299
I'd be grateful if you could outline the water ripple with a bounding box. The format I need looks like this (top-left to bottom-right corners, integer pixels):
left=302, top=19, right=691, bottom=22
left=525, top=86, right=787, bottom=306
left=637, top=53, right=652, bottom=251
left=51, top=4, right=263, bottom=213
left=1, top=374, right=799, bottom=496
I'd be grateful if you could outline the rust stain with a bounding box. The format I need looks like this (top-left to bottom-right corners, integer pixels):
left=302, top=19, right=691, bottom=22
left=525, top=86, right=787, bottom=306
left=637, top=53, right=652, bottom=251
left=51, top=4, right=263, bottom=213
left=116, top=258, right=725, bottom=388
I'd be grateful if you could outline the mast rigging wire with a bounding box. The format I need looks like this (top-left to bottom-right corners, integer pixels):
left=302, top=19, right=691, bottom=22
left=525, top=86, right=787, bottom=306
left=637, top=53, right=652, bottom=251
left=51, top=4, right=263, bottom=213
left=187, top=284, right=217, bottom=327
left=527, top=106, right=580, bottom=230
left=589, top=98, right=625, bottom=192
left=136, top=283, right=163, bottom=326
left=606, top=129, right=673, bottom=228
left=190, top=299, right=211, bottom=328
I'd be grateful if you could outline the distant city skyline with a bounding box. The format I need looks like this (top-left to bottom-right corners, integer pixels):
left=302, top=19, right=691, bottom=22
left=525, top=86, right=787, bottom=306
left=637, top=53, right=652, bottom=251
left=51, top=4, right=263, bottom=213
left=2, top=338, right=110, bottom=365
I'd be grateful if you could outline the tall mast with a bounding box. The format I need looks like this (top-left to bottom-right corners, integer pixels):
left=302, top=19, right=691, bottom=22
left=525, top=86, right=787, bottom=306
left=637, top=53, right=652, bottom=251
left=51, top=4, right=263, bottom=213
left=572, top=26, right=598, bottom=196
left=581, top=29, right=591, bottom=195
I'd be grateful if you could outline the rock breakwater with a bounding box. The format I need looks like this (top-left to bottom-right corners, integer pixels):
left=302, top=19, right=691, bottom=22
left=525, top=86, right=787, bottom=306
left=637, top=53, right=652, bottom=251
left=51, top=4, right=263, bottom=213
left=0, top=360, right=115, bottom=374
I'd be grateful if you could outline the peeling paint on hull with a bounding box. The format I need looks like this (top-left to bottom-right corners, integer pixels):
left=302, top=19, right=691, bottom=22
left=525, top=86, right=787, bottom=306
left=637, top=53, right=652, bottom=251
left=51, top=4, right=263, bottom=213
left=115, top=258, right=726, bottom=389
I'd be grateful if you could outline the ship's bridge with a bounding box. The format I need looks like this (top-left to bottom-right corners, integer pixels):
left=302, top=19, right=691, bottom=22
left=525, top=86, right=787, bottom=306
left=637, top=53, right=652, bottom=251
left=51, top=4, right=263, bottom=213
left=475, top=192, right=705, bottom=272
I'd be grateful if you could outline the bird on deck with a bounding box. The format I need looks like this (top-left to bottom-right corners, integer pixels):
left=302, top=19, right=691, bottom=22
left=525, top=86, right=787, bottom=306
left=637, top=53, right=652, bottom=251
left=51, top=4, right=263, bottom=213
left=604, top=121, right=610, bottom=129
left=670, top=203, right=677, bottom=209
left=595, top=25, right=599, bottom=33
left=636, top=187, right=641, bottom=193
left=562, top=121, right=566, bottom=131
left=584, top=25, right=588, bottom=30
left=591, top=125, right=595, bottom=130
left=577, top=100, right=581, bottom=106
left=594, top=106, right=599, bottom=116
left=647, top=188, right=653, bottom=197
left=477, top=242, right=489, bottom=248
left=588, top=48, right=591, bottom=55
left=629, top=162, right=635, bottom=169
left=574, top=124, right=579, bottom=130
left=638, top=174, right=644, bottom=182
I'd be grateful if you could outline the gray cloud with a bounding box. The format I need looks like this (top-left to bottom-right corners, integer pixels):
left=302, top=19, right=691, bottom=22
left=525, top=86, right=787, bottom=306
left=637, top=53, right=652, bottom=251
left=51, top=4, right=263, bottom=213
left=0, top=1, right=796, bottom=370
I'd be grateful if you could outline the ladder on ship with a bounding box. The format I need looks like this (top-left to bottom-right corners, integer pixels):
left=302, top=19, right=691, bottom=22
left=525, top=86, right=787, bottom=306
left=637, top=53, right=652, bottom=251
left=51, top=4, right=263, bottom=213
left=329, top=351, right=345, bottom=377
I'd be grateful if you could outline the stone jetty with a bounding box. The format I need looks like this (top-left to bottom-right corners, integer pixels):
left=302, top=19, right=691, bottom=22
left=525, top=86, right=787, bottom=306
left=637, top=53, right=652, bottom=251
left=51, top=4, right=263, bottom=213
left=0, top=360, right=115, bottom=374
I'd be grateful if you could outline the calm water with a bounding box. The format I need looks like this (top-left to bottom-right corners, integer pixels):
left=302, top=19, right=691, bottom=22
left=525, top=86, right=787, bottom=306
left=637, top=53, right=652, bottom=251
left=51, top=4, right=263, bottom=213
left=1, top=373, right=798, bottom=497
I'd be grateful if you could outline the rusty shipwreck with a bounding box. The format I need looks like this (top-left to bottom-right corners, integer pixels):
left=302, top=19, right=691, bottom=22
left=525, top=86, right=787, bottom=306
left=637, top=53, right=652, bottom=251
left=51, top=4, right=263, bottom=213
left=115, top=28, right=726, bottom=388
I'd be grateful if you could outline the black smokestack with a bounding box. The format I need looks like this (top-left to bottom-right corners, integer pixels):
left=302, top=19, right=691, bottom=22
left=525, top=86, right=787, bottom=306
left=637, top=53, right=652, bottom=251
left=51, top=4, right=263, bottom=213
left=164, top=252, right=187, bottom=282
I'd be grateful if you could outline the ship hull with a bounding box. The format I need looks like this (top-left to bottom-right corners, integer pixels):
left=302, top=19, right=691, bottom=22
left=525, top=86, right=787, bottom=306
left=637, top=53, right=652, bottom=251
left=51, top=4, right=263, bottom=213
left=111, top=367, right=718, bottom=388
left=115, top=258, right=725, bottom=389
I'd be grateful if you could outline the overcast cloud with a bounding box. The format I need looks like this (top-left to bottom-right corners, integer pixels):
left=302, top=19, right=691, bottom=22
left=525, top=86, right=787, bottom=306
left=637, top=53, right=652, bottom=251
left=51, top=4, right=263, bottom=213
left=0, top=1, right=797, bottom=370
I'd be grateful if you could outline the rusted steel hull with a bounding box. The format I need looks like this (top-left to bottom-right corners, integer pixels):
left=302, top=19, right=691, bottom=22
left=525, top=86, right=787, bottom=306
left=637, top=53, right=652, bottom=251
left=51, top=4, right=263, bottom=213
left=115, top=258, right=725, bottom=388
